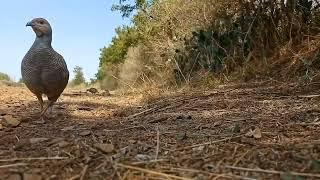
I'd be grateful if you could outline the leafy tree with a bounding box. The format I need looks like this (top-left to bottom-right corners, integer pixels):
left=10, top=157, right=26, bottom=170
left=72, top=66, right=86, bottom=85
left=96, top=26, right=140, bottom=80
left=111, top=0, right=151, bottom=18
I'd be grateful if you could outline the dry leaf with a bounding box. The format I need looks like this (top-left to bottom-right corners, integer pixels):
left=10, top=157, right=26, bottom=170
left=253, top=127, right=262, bottom=139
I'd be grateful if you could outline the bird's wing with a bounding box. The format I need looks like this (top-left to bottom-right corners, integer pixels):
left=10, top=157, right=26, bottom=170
left=41, top=52, right=69, bottom=99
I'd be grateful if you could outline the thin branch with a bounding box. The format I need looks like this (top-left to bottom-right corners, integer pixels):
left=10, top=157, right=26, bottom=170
left=80, top=165, right=89, bottom=180
left=129, top=107, right=157, bottom=118
left=155, top=124, right=160, bottom=160
left=131, top=159, right=169, bottom=165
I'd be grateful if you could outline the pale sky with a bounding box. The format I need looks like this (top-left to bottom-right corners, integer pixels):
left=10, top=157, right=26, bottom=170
left=0, top=0, right=131, bottom=81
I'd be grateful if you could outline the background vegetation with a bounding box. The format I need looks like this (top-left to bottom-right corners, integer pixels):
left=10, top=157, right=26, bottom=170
left=96, top=0, right=320, bottom=90
left=70, top=66, right=86, bottom=86
left=0, top=72, right=11, bottom=81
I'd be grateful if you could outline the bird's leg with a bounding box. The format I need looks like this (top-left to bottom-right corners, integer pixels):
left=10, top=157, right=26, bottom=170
left=40, top=101, right=54, bottom=118
left=36, top=94, right=44, bottom=112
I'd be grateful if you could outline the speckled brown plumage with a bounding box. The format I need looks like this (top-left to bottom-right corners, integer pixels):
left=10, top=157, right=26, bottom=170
left=21, top=18, right=69, bottom=118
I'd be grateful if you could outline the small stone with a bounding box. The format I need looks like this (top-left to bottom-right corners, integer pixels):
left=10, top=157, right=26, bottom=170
left=58, top=141, right=69, bottom=148
left=94, top=143, right=115, bottom=153
left=0, top=123, right=3, bottom=130
left=177, top=132, right=187, bottom=141
left=61, top=126, right=75, bottom=131
left=135, top=154, right=152, bottom=161
left=86, top=87, right=98, bottom=94
left=213, top=121, right=223, bottom=127
left=79, top=130, right=91, bottom=136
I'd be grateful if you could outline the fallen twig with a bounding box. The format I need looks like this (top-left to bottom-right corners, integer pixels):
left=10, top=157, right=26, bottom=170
left=155, top=124, right=160, bottom=160
left=116, top=163, right=192, bottom=180
left=172, top=135, right=242, bottom=151
left=233, top=150, right=250, bottom=166
left=0, top=156, right=69, bottom=162
left=225, top=165, right=320, bottom=178
left=0, top=163, right=27, bottom=168
left=80, top=165, right=89, bottom=180
left=131, top=159, right=169, bottom=165
left=298, top=94, right=320, bottom=98
left=129, top=107, right=157, bottom=118
left=67, top=175, right=80, bottom=180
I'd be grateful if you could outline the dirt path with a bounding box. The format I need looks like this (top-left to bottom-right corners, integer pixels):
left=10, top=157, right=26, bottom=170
left=0, top=83, right=320, bottom=180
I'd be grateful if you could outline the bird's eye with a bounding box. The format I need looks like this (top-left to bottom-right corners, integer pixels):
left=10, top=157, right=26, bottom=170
left=39, top=21, right=44, bottom=24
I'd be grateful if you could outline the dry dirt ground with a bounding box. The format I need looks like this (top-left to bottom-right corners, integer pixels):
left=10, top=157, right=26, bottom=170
left=0, top=82, right=320, bottom=180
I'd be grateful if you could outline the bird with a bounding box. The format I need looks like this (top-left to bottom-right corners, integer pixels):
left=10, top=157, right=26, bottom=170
left=21, top=18, right=69, bottom=119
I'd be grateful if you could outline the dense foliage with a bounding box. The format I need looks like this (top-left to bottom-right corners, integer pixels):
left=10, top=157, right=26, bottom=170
left=97, top=0, right=320, bottom=89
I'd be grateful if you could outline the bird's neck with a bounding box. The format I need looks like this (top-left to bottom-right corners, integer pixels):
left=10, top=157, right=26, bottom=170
left=34, top=35, right=52, bottom=48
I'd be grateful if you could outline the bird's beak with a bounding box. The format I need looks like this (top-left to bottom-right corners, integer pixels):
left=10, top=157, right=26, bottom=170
left=26, top=21, right=34, bottom=27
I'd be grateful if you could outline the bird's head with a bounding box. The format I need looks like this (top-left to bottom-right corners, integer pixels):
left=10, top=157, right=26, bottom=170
left=26, top=18, right=52, bottom=37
